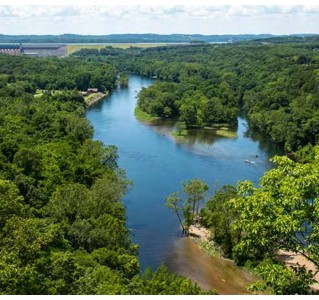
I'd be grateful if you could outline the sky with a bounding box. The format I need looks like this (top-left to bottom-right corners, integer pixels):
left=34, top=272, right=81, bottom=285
left=1, top=1, right=319, bottom=35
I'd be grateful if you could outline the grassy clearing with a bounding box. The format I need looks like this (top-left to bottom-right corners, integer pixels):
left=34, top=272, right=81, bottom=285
left=215, top=129, right=237, bottom=138
left=67, top=43, right=166, bottom=55
left=34, top=89, right=44, bottom=98
left=204, top=124, right=237, bottom=138
left=134, top=106, right=159, bottom=122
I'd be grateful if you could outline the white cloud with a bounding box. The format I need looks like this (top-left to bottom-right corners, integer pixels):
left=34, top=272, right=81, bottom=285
left=0, top=5, right=318, bottom=20
left=0, top=5, right=319, bottom=35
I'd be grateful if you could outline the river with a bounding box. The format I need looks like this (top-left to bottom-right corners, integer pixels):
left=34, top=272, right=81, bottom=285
left=86, top=75, right=282, bottom=293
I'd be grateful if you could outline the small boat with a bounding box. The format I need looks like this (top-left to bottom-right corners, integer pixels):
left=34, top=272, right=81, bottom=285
left=244, top=160, right=256, bottom=164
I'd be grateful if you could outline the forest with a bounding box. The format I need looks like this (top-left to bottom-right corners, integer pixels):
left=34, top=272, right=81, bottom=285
left=1, top=36, right=319, bottom=294
left=72, top=40, right=319, bottom=294
left=0, top=54, right=213, bottom=295
left=76, top=41, right=319, bottom=156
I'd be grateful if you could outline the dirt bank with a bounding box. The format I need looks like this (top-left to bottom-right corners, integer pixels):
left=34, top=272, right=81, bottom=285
left=277, top=250, right=319, bottom=291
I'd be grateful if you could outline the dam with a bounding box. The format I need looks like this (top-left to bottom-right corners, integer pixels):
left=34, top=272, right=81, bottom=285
left=0, top=43, right=67, bottom=56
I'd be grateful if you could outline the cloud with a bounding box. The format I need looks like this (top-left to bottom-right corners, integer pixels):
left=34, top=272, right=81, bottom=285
left=0, top=5, right=319, bottom=20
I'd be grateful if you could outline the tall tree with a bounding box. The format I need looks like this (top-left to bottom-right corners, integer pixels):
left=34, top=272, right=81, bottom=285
left=165, top=192, right=185, bottom=233
left=183, top=178, right=209, bottom=215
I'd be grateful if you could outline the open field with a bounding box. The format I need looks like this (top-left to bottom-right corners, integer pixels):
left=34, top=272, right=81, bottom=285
left=67, top=43, right=167, bottom=55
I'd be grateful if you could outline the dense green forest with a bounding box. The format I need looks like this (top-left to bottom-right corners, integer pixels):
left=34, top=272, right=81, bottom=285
left=1, top=36, right=319, bottom=295
left=0, top=54, right=213, bottom=295
left=0, top=54, right=117, bottom=93
left=74, top=42, right=319, bottom=154
left=73, top=40, right=319, bottom=294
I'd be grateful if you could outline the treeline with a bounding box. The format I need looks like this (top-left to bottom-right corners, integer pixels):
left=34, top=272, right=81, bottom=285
left=0, top=33, right=275, bottom=43
left=0, top=54, right=117, bottom=93
left=0, top=54, right=213, bottom=295
left=77, top=42, right=319, bottom=152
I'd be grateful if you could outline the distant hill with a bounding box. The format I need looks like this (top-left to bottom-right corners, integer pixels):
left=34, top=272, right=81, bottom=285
left=0, top=33, right=276, bottom=44
left=253, top=34, right=319, bottom=44
left=1, top=33, right=318, bottom=44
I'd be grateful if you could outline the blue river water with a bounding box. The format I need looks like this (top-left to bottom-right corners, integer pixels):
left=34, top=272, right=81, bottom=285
left=86, top=75, right=282, bottom=272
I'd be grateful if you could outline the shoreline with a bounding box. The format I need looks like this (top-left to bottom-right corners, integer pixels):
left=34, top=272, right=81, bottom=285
left=188, top=225, right=226, bottom=259
left=134, top=106, right=160, bottom=122
left=277, top=250, right=319, bottom=291
left=180, top=225, right=258, bottom=294
left=85, top=91, right=108, bottom=107
left=189, top=225, right=319, bottom=292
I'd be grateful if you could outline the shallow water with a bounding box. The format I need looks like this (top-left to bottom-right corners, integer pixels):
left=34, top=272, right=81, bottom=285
left=86, top=75, right=282, bottom=292
left=165, top=238, right=256, bottom=294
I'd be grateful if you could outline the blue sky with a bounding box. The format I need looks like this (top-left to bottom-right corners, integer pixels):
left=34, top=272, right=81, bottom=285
left=1, top=5, right=319, bottom=35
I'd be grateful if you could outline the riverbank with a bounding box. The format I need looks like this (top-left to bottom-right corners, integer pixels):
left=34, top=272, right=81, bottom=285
left=166, top=235, right=257, bottom=294
left=134, top=106, right=160, bottom=122
left=84, top=91, right=108, bottom=106
left=188, top=225, right=319, bottom=293
left=186, top=225, right=258, bottom=294
left=188, top=225, right=225, bottom=258
left=277, top=250, right=319, bottom=291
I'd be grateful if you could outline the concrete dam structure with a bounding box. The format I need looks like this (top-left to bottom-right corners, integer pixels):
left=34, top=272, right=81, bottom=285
left=0, top=43, right=67, bottom=57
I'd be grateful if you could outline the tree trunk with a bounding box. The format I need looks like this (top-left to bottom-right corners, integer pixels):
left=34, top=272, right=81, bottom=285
left=175, top=208, right=185, bottom=233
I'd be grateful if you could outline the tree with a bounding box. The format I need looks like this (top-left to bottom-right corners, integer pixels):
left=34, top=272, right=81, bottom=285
left=248, top=258, right=316, bottom=295
left=165, top=192, right=185, bottom=233
left=230, top=147, right=319, bottom=292
left=200, top=185, right=238, bottom=258
left=166, top=179, right=209, bottom=235
left=130, top=264, right=217, bottom=295
left=175, top=121, right=186, bottom=136
left=183, top=178, right=209, bottom=215
left=118, top=73, right=129, bottom=88
left=0, top=179, right=26, bottom=228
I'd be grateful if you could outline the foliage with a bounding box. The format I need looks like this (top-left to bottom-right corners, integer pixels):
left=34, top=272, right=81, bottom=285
left=118, top=73, right=129, bottom=88
left=248, top=259, right=316, bottom=295
left=0, top=53, right=208, bottom=295
left=227, top=147, right=319, bottom=293
left=183, top=178, right=209, bottom=215
left=200, top=185, right=239, bottom=258
left=166, top=179, right=209, bottom=234
left=99, top=42, right=319, bottom=152
left=0, top=54, right=117, bottom=93
left=129, top=265, right=217, bottom=295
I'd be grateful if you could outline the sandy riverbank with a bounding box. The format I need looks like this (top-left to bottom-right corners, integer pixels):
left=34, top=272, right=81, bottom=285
left=189, top=225, right=211, bottom=242
left=165, top=232, right=257, bottom=294
left=189, top=225, right=319, bottom=292
left=85, top=92, right=108, bottom=106
left=277, top=250, right=319, bottom=291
